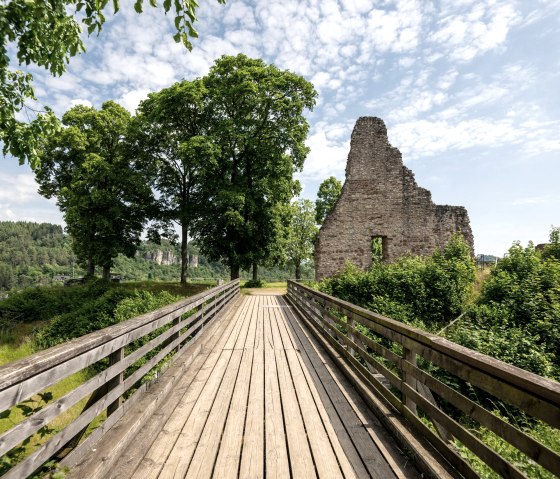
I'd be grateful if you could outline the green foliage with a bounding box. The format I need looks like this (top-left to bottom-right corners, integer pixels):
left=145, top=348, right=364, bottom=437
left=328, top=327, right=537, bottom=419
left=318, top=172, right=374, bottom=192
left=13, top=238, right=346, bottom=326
left=0, top=221, right=79, bottom=291
left=35, top=101, right=152, bottom=277
left=455, top=413, right=560, bottom=479
left=0, top=0, right=226, bottom=167
left=315, top=176, right=342, bottom=225
left=451, top=241, right=560, bottom=378
left=243, top=279, right=266, bottom=288
left=195, top=54, right=317, bottom=279
left=286, top=199, right=319, bottom=280
left=320, top=235, right=475, bottom=330
left=129, top=80, right=219, bottom=284
left=34, top=287, right=178, bottom=349
left=542, top=225, right=560, bottom=262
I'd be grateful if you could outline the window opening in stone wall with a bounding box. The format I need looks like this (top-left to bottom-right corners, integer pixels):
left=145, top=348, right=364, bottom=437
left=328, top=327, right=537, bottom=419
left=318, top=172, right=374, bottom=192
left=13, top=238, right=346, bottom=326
left=371, top=236, right=386, bottom=262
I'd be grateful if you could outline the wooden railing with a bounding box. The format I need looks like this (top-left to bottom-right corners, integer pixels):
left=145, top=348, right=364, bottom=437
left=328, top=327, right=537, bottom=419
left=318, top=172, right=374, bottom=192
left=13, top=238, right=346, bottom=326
left=0, top=279, right=239, bottom=479
left=287, top=280, right=560, bottom=479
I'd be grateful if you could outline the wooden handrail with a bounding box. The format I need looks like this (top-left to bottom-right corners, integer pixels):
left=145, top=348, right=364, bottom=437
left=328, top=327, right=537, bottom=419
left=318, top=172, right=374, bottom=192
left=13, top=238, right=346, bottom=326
left=287, top=280, right=560, bottom=479
left=0, top=279, right=240, bottom=479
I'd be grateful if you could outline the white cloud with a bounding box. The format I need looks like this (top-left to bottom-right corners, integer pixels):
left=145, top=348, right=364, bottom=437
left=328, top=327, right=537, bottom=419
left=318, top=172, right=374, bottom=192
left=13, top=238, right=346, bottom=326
left=70, top=98, right=92, bottom=108
left=118, top=89, right=152, bottom=113
left=0, top=173, right=39, bottom=203
left=431, top=2, right=521, bottom=61
left=300, top=123, right=352, bottom=180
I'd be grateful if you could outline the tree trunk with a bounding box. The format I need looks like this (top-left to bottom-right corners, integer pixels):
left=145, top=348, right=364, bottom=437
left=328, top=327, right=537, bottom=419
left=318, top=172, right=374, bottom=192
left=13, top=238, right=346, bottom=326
left=181, top=225, right=188, bottom=285
left=230, top=263, right=240, bottom=280
left=252, top=262, right=258, bottom=282
left=295, top=262, right=301, bottom=280
left=102, top=265, right=110, bottom=280
left=86, top=259, right=95, bottom=278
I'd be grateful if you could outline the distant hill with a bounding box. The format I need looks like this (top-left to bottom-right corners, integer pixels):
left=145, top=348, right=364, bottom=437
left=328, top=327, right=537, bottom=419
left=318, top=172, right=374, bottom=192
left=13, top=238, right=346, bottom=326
left=0, top=221, right=313, bottom=291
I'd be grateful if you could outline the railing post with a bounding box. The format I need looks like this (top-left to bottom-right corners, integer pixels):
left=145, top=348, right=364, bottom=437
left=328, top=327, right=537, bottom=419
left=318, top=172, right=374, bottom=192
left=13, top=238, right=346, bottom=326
left=107, top=347, right=124, bottom=416
left=403, top=347, right=418, bottom=415
left=171, top=316, right=180, bottom=353
left=347, top=310, right=358, bottom=357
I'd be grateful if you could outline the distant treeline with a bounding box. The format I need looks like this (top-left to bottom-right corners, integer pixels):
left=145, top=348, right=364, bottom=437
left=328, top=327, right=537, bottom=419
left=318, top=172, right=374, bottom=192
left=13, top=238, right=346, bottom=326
left=0, top=221, right=313, bottom=291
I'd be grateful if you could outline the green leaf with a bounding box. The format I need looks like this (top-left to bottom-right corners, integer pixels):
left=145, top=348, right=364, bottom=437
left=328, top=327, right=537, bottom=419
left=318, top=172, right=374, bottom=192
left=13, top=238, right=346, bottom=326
left=134, top=0, right=143, bottom=13
left=113, top=0, right=120, bottom=13
left=0, top=409, right=11, bottom=419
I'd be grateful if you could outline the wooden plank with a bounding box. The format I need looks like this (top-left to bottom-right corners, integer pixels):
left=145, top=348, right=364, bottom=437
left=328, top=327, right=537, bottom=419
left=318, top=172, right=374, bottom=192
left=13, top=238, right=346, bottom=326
left=275, top=310, right=348, bottom=478
left=286, top=291, right=460, bottom=479
left=150, top=294, right=252, bottom=478
left=186, top=350, right=245, bottom=478
left=280, top=296, right=400, bottom=479
left=129, top=295, right=251, bottom=479
left=239, top=295, right=266, bottom=478
left=262, top=297, right=290, bottom=477
left=275, top=303, right=357, bottom=479
left=0, top=281, right=238, bottom=393
left=98, top=298, right=242, bottom=479
left=272, top=311, right=317, bottom=478
left=288, top=282, right=560, bottom=406
left=211, top=347, right=254, bottom=477
left=401, top=359, right=560, bottom=477
left=402, top=382, right=526, bottom=479
left=187, top=296, right=258, bottom=478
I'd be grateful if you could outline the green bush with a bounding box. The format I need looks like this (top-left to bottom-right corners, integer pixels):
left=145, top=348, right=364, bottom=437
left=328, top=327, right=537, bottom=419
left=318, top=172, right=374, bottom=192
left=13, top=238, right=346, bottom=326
left=320, top=235, right=475, bottom=331
left=243, top=279, right=266, bottom=288
left=34, top=289, right=179, bottom=349
left=455, top=241, right=560, bottom=378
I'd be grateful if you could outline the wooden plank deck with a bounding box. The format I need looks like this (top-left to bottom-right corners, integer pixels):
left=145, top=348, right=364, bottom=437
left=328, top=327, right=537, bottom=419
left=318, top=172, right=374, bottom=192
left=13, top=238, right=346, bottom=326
left=70, top=294, right=420, bottom=479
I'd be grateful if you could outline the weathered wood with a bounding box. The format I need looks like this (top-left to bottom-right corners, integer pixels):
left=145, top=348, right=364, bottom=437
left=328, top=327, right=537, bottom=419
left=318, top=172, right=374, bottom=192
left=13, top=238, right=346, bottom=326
left=288, top=281, right=560, bottom=479
left=281, top=298, right=402, bottom=479
left=0, top=280, right=239, bottom=479
left=287, top=291, right=458, bottom=479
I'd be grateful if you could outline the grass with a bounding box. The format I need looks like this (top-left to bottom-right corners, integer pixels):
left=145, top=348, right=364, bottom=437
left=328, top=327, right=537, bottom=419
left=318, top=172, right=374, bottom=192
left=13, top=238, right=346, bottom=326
left=0, top=321, right=46, bottom=366
left=0, top=279, right=213, bottom=476
left=117, top=280, right=212, bottom=298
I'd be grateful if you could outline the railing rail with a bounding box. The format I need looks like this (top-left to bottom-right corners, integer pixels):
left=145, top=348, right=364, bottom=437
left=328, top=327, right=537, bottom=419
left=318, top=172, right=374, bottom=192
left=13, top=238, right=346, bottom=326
left=0, top=279, right=240, bottom=479
left=287, top=280, right=560, bottom=479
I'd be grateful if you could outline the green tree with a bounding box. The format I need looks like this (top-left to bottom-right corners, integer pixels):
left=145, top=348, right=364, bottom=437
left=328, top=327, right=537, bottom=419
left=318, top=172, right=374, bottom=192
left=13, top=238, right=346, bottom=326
left=1, top=0, right=226, bottom=167
left=195, top=54, right=317, bottom=280
left=128, top=80, right=219, bottom=284
left=315, top=176, right=342, bottom=225
left=35, top=101, right=151, bottom=279
left=542, top=225, right=560, bottom=262
left=460, top=241, right=560, bottom=376
left=287, top=199, right=318, bottom=280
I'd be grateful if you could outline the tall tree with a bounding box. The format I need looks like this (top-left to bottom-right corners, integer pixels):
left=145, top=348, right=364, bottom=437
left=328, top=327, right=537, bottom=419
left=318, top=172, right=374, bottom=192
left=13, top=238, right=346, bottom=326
left=315, top=176, right=342, bottom=225
left=1, top=0, right=226, bottom=167
left=542, top=226, right=560, bottom=262
left=286, top=199, right=318, bottom=280
left=35, top=101, right=151, bottom=279
left=195, top=54, right=317, bottom=279
left=127, top=80, right=219, bottom=284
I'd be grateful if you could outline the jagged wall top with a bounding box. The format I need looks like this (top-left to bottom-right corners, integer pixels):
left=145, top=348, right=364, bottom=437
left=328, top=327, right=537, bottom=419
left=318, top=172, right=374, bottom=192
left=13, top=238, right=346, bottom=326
left=315, top=116, right=474, bottom=280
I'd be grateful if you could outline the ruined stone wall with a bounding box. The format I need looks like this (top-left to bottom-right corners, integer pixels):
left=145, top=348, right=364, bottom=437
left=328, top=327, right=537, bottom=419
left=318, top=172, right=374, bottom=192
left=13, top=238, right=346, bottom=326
left=315, top=117, right=474, bottom=280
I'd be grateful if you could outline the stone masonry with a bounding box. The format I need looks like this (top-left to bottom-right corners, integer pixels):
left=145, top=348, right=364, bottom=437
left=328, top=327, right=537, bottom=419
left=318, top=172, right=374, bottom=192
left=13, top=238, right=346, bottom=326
left=315, top=117, right=474, bottom=280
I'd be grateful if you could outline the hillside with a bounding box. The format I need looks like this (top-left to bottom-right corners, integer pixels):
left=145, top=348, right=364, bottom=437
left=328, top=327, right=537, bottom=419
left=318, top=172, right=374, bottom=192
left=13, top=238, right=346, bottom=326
left=0, top=221, right=313, bottom=291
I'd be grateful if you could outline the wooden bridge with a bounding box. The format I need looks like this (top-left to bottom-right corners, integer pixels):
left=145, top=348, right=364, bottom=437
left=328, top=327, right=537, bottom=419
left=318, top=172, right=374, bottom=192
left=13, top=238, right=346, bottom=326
left=1, top=280, right=559, bottom=478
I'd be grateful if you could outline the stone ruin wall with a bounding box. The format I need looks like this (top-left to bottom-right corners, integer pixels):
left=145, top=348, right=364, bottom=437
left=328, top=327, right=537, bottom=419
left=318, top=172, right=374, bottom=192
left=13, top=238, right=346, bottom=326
left=315, top=117, right=474, bottom=280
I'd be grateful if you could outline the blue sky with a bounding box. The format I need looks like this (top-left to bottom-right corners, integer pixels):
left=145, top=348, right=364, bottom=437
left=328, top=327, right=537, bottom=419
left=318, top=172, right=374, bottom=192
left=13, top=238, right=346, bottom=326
left=1, top=0, right=559, bottom=256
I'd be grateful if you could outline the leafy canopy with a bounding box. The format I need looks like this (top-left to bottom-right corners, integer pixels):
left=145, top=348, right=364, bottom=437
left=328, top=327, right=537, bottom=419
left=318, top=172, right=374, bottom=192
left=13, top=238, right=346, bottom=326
left=194, top=54, right=317, bottom=278
left=320, top=235, right=476, bottom=331
left=35, top=101, right=152, bottom=276
left=0, top=0, right=226, bottom=167
left=128, top=79, right=220, bottom=283
left=286, top=199, right=318, bottom=279
left=315, top=176, right=342, bottom=225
